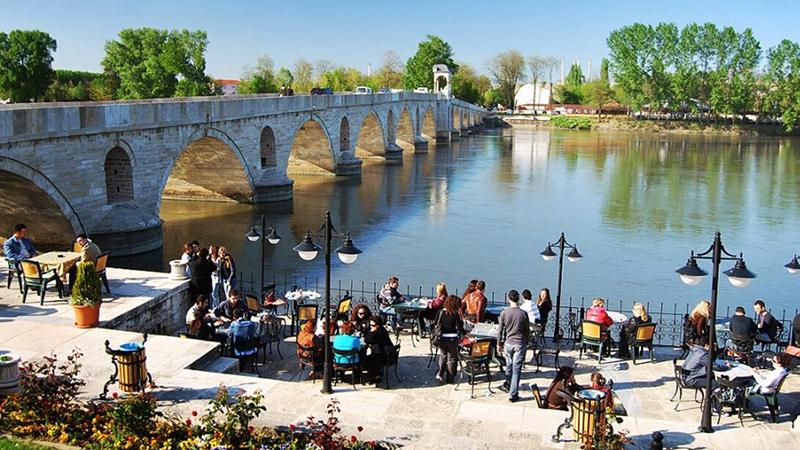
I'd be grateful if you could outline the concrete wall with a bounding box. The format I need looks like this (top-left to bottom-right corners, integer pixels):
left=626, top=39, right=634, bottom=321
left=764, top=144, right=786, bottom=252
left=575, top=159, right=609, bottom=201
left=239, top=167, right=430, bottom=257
left=101, top=282, right=191, bottom=335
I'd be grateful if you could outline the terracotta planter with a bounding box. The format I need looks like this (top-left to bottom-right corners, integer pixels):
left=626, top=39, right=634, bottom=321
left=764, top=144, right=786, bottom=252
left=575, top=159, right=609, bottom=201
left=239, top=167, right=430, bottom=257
left=0, top=353, right=21, bottom=390
left=73, top=304, right=101, bottom=328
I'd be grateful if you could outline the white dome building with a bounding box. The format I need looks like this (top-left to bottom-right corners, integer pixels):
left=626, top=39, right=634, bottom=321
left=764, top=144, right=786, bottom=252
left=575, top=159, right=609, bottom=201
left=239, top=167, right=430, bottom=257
left=514, top=82, right=552, bottom=112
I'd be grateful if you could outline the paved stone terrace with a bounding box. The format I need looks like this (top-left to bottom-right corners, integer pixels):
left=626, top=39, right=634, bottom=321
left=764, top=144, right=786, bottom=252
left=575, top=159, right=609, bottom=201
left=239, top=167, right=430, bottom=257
left=1, top=268, right=799, bottom=449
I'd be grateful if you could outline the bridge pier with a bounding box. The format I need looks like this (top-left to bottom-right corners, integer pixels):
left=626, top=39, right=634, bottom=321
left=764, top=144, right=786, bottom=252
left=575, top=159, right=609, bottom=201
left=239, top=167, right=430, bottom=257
left=90, top=203, right=164, bottom=257
left=384, top=143, right=404, bottom=162
left=413, top=138, right=429, bottom=154
left=334, top=155, right=363, bottom=176
left=253, top=180, right=294, bottom=203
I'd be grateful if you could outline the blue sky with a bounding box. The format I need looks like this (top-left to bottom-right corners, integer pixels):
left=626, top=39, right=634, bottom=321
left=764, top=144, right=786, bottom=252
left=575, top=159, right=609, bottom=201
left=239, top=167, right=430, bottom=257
left=2, top=0, right=799, bottom=79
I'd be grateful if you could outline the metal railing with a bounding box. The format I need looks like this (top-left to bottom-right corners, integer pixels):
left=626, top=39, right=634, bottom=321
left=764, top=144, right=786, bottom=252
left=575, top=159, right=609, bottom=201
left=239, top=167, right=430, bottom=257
left=235, top=271, right=798, bottom=348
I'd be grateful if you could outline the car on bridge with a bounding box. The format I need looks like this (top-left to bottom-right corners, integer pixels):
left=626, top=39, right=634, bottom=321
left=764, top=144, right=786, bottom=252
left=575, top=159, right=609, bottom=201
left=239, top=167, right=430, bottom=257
left=355, top=86, right=373, bottom=94
left=413, top=87, right=430, bottom=93
left=310, top=87, right=333, bottom=95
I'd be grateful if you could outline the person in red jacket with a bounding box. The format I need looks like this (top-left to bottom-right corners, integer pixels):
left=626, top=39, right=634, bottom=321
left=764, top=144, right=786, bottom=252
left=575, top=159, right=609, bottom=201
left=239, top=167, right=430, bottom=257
left=585, top=297, right=614, bottom=331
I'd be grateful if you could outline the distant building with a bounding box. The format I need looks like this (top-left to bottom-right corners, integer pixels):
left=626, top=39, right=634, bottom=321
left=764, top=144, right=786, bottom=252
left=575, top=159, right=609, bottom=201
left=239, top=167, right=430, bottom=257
left=514, top=82, right=552, bottom=112
left=214, top=79, right=240, bottom=96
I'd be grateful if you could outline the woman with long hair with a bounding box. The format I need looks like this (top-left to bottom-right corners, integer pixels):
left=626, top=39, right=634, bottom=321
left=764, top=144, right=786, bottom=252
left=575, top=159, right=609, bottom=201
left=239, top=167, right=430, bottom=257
left=617, top=302, right=651, bottom=358
left=687, top=300, right=711, bottom=346
left=218, top=246, right=237, bottom=296
left=422, top=283, right=448, bottom=322
left=209, top=245, right=223, bottom=307
left=351, top=303, right=373, bottom=335
left=545, top=366, right=581, bottom=410
left=435, top=295, right=465, bottom=384
left=537, top=288, right=553, bottom=329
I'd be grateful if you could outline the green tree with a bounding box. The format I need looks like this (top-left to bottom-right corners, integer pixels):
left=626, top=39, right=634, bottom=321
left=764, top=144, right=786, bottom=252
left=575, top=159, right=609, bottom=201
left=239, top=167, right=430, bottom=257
left=600, top=58, right=610, bottom=82
left=320, top=66, right=369, bottom=92
left=0, top=30, right=57, bottom=102
left=765, top=39, right=800, bottom=131
left=275, top=67, right=293, bottom=89
left=554, top=63, right=585, bottom=104
left=483, top=88, right=504, bottom=109
left=451, top=63, right=482, bottom=104
left=527, top=56, right=557, bottom=114
left=102, top=28, right=212, bottom=99
left=238, top=55, right=277, bottom=94
left=487, top=49, right=525, bottom=108
left=374, top=50, right=404, bottom=89
left=293, top=58, right=314, bottom=93
left=585, top=78, right=614, bottom=118
left=403, top=35, right=458, bottom=90
left=44, top=70, right=104, bottom=101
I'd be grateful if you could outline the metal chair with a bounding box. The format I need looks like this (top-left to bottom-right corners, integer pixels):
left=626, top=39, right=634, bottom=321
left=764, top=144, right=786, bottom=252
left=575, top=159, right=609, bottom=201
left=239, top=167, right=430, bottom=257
left=631, top=323, right=657, bottom=364
left=749, top=373, right=789, bottom=422
left=711, top=377, right=752, bottom=426
left=332, top=347, right=361, bottom=390
left=258, top=316, right=283, bottom=362
left=5, top=258, right=23, bottom=293
left=335, top=296, right=352, bottom=323
left=383, top=343, right=402, bottom=389
left=394, top=309, right=420, bottom=347
left=455, top=338, right=493, bottom=399
left=579, top=320, right=608, bottom=363
left=292, top=304, right=318, bottom=336
left=20, top=259, right=63, bottom=305
left=95, top=252, right=111, bottom=294
left=531, top=383, right=547, bottom=409
left=294, top=341, right=320, bottom=383
left=245, top=294, right=262, bottom=316
left=670, top=358, right=704, bottom=411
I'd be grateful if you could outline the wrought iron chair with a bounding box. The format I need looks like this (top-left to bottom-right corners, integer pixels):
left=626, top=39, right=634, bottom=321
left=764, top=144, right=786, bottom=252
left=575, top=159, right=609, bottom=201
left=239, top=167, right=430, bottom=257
left=5, top=258, right=24, bottom=293
left=670, top=358, right=704, bottom=411
left=20, top=259, right=63, bottom=305
left=630, top=323, right=657, bottom=364
left=95, top=252, right=111, bottom=294
left=749, top=372, right=789, bottom=422
left=292, top=304, right=318, bottom=336
left=531, top=383, right=547, bottom=409
left=394, top=309, right=420, bottom=347
left=245, top=294, right=262, bottom=316
left=332, top=347, right=361, bottom=390
left=383, top=343, right=402, bottom=389
left=579, top=320, right=609, bottom=363
left=711, top=376, right=752, bottom=426
left=294, top=341, right=320, bottom=383
left=257, top=315, right=283, bottom=362
left=455, top=338, right=493, bottom=399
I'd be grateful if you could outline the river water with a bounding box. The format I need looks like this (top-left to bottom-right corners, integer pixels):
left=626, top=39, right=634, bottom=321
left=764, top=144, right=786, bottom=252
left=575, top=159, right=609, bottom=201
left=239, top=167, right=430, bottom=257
left=125, top=127, right=800, bottom=317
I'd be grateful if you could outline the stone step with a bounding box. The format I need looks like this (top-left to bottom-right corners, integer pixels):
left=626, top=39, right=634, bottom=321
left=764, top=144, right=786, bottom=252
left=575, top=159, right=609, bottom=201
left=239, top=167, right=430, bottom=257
left=186, top=343, right=223, bottom=370
left=199, top=356, right=239, bottom=374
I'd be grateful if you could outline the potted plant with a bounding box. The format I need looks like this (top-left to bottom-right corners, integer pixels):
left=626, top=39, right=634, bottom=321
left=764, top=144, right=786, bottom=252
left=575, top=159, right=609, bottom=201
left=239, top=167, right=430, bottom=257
left=0, top=353, right=21, bottom=391
left=71, top=261, right=102, bottom=328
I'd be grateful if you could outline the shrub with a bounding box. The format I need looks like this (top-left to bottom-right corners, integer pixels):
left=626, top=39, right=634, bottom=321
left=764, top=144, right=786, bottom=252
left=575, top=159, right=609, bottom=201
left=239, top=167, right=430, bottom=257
left=551, top=115, right=592, bottom=130
left=70, top=262, right=101, bottom=307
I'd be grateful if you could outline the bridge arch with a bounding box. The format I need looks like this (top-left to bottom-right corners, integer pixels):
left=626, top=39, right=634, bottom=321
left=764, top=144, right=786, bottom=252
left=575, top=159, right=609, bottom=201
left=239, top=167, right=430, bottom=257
left=339, top=117, right=351, bottom=152
left=104, top=147, right=134, bottom=204
left=160, top=127, right=255, bottom=206
left=354, top=110, right=386, bottom=158
left=421, top=106, right=436, bottom=142
left=0, top=157, right=84, bottom=247
left=396, top=106, right=415, bottom=151
left=260, top=126, right=277, bottom=168
left=288, top=116, right=337, bottom=175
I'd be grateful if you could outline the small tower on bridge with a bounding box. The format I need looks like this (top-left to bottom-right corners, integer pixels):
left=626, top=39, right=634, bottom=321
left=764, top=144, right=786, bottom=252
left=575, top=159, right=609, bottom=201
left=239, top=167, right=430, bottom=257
left=433, top=64, right=451, bottom=97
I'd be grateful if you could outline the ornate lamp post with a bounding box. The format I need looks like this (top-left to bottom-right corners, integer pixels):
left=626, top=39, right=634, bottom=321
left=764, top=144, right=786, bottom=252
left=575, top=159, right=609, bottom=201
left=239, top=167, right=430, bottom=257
left=293, top=211, right=362, bottom=394
left=675, top=232, right=756, bottom=433
left=540, top=232, right=582, bottom=342
left=246, top=215, right=281, bottom=297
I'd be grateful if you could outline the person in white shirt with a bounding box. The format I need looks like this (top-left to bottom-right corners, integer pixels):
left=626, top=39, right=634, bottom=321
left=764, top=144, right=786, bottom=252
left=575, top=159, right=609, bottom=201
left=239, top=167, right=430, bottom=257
left=752, top=353, right=789, bottom=394
left=520, top=289, right=542, bottom=324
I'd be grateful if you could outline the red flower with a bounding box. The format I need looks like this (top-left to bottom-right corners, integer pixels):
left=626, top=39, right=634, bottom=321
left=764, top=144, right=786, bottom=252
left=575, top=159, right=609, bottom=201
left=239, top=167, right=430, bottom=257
left=289, top=424, right=296, bottom=432
left=357, top=426, right=364, bottom=432
left=112, top=392, right=119, bottom=399
left=185, top=419, right=192, bottom=426
left=248, top=425, right=254, bottom=433
left=191, top=410, right=198, bottom=416
left=351, top=436, right=357, bottom=443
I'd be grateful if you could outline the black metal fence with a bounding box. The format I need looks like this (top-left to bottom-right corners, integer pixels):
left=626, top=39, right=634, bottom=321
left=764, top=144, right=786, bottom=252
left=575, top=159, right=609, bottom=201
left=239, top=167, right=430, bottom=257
left=236, top=271, right=798, bottom=349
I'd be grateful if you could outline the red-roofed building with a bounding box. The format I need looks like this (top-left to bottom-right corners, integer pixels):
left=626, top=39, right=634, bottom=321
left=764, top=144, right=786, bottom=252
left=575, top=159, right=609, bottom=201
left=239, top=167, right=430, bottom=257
left=214, top=79, right=240, bottom=96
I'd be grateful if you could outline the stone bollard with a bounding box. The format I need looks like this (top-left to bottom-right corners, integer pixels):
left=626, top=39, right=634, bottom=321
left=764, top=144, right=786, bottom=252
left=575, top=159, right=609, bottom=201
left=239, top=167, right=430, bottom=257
left=0, top=353, right=21, bottom=395
left=168, top=260, right=188, bottom=280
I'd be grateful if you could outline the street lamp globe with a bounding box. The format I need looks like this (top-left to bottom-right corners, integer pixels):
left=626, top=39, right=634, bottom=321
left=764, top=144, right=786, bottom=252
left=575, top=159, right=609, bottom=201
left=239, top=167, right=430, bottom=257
left=723, top=259, right=756, bottom=288
left=266, top=228, right=282, bottom=245
left=540, top=244, right=556, bottom=262
left=335, top=234, right=362, bottom=265
left=676, top=257, right=707, bottom=286
left=566, top=247, right=583, bottom=263
left=245, top=227, right=260, bottom=242
left=293, top=232, right=321, bottom=261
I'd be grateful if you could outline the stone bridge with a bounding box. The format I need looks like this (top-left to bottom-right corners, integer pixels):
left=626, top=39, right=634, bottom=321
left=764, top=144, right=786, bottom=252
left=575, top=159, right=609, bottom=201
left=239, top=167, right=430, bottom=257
left=0, top=93, right=486, bottom=255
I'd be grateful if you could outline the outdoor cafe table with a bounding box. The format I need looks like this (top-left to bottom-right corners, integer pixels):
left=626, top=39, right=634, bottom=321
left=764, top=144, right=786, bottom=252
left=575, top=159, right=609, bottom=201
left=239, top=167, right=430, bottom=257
left=30, top=251, right=81, bottom=280
left=465, top=322, right=505, bottom=370
left=713, top=359, right=757, bottom=382
left=285, top=290, right=321, bottom=303
left=607, top=311, right=628, bottom=324
left=390, top=298, right=427, bottom=339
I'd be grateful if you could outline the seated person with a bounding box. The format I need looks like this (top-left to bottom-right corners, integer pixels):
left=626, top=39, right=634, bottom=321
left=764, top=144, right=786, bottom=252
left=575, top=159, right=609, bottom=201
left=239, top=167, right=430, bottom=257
left=460, top=280, right=487, bottom=323
left=4, top=223, right=38, bottom=262
left=520, top=289, right=542, bottom=324
left=728, top=306, right=756, bottom=350
left=75, top=233, right=101, bottom=264
left=364, top=316, right=394, bottom=383
left=683, top=343, right=713, bottom=389
left=421, top=283, right=447, bottom=322
left=753, top=300, right=780, bottom=344
left=585, top=297, right=614, bottom=330
left=332, top=322, right=361, bottom=365
left=545, top=366, right=581, bottom=410
left=378, top=276, right=404, bottom=307
left=617, top=303, right=650, bottom=358
left=752, top=353, right=790, bottom=394
left=297, top=319, right=324, bottom=378
left=352, top=303, right=372, bottom=335
left=228, top=308, right=257, bottom=357
left=186, top=295, right=211, bottom=330
left=590, top=372, right=614, bottom=409
left=213, top=288, right=248, bottom=324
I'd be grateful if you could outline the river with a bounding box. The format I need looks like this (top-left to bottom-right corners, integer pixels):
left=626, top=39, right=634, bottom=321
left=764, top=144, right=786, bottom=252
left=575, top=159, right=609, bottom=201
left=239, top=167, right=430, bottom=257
left=122, top=127, right=800, bottom=317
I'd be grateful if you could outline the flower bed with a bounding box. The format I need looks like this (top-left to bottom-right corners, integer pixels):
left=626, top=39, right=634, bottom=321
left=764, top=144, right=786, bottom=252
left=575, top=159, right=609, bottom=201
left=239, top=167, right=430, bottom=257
left=0, top=351, right=393, bottom=450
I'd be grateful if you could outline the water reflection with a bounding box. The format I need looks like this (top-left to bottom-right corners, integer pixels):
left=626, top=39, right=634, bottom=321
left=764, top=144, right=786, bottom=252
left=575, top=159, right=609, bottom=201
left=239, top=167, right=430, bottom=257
left=120, top=128, right=800, bottom=313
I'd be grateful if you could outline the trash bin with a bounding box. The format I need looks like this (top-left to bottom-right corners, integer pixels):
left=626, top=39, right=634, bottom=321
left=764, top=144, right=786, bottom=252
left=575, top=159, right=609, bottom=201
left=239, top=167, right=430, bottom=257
left=101, top=335, right=153, bottom=399
left=572, top=389, right=607, bottom=446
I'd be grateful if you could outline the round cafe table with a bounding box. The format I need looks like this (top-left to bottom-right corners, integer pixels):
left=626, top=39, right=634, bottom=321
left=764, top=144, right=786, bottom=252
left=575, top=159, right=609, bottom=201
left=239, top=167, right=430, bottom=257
left=607, top=311, right=628, bottom=324
left=285, top=290, right=321, bottom=302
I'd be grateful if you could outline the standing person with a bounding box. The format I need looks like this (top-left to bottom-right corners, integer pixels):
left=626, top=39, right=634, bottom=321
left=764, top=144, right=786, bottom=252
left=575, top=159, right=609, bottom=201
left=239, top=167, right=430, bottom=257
left=3, top=223, right=38, bottom=262
left=180, top=242, right=194, bottom=277
left=498, top=290, right=529, bottom=402
left=460, top=280, right=487, bottom=324
left=617, top=303, right=651, bottom=359
left=686, top=300, right=711, bottom=347
left=190, top=240, right=201, bottom=259
left=753, top=300, right=780, bottom=344
left=537, top=288, right=553, bottom=329
left=520, top=289, right=542, bottom=324
left=218, top=247, right=237, bottom=296
left=435, top=295, right=465, bottom=384
left=793, top=312, right=800, bottom=347
left=209, top=245, right=224, bottom=307
left=364, top=315, right=393, bottom=384
left=188, top=247, right=216, bottom=302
